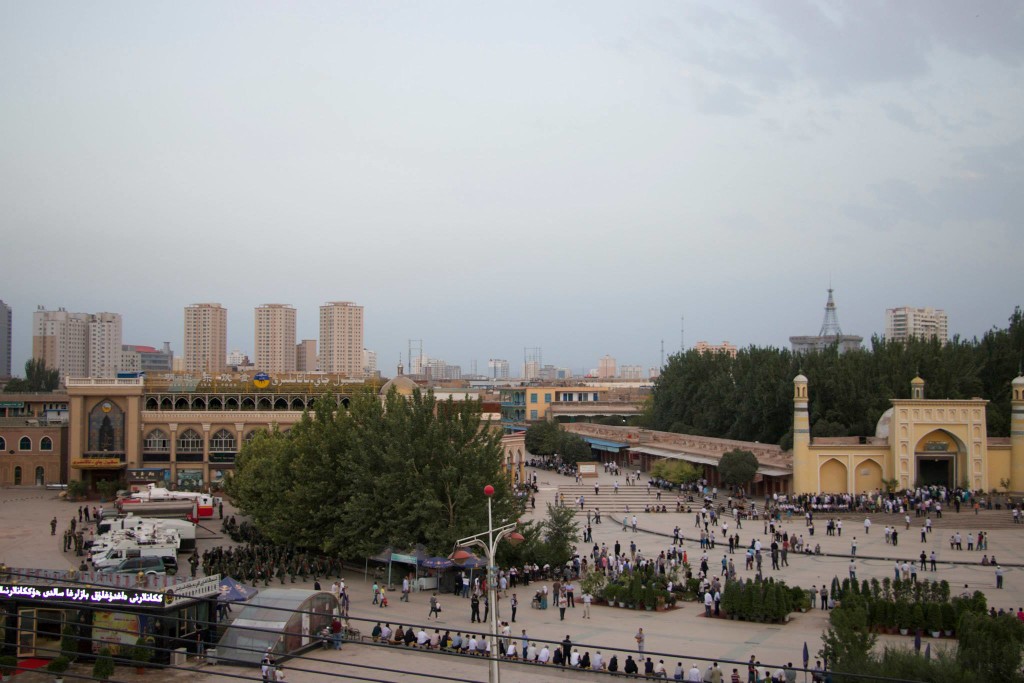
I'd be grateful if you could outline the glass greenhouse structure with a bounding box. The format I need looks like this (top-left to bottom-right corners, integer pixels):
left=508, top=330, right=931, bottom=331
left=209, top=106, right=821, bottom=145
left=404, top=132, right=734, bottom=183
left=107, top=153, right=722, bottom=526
left=215, top=589, right=339, bottom=665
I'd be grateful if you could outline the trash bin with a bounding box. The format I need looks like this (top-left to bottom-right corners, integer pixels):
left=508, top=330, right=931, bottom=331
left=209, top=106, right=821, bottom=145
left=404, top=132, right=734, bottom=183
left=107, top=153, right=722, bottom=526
left=171, top=647, right=187, bottom=666
left=206, top=648, right=218, bottom=665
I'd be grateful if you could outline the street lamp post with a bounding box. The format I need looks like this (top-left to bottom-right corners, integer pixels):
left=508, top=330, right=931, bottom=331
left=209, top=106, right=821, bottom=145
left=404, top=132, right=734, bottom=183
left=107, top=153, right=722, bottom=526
left=450, top=484, right=523, bottom=683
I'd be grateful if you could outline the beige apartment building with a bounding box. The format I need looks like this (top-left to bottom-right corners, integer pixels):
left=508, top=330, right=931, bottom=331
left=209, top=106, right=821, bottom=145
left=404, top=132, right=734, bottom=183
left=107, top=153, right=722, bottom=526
left=296, top=340, right=317, bottom=372
left=254, top=304, right=297, bottom=374
left=597, top=355, right=617, bottom=379
left=319, top=301, right=364, bottom=378
left=33, top=308, right=123, bottom=379
left=694, top=340, right=739, bottom=358
left=183, top=303, right=227, bottom=375
left=885, top=306, right=948, bottom=343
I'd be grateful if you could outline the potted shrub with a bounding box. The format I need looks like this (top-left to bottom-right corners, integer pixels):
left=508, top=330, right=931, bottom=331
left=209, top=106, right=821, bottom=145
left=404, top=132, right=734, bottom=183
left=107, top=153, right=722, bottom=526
left=92, top=647, right=115, bottom=682
left=132, top=636, right=154, bottom=673
left=941, top=602, right=956, bottom=636
left=602, top=584, right=619, bottom=607
left=66, top=480, right=87, bottom=501
left=46, top=655, right=70, bottom=683
left=896, top=600, right=912, bottom=636
left=60, top=624, right=79, bottom=661
left=0, top=656, right=17, bottom=682
left=911, top=604, right=925, bottom=635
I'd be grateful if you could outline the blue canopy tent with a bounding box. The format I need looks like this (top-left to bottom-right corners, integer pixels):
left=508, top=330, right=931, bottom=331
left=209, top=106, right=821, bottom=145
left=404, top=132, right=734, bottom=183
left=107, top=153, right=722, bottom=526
left=219, top=576, right=259, bottom=603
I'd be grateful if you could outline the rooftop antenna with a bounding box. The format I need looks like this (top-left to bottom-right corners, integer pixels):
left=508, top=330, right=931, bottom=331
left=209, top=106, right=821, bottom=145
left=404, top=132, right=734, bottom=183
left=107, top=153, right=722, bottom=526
left=660, top=339, right=665, bottom=368
left=680, top=315, right=685, bottom=352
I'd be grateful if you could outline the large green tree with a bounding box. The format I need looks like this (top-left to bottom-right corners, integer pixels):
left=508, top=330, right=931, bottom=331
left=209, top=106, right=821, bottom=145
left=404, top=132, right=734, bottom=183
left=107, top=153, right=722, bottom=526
left=226, top=388, right=519, bottom=558
left=718, top=449, right=759, bottom=488
left=524, top=420, right=561, bottom=456
left=3, top=359, right=60, bottom=392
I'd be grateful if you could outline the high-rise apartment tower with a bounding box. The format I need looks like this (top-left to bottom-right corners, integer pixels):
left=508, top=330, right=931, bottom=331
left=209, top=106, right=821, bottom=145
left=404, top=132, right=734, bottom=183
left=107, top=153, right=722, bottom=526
left=0, top=300, right=11, bottom=379
left=184, top=303, right=227, bottom=375
left=254, top=304, right=296, bottom=374
left=885, top=307, right=948, bottom=344
left=319, top=301, right=364, bottom=378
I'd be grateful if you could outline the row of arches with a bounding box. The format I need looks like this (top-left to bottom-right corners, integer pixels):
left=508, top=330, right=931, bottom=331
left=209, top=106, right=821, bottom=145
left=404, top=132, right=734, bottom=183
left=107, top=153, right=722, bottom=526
left=0, top=436, right=53, bottom=452
left=143, top=395, right=350, bottom=412
left=143, top=427, right=289, bottom=453
left=10, top=466, right=46, bottom=486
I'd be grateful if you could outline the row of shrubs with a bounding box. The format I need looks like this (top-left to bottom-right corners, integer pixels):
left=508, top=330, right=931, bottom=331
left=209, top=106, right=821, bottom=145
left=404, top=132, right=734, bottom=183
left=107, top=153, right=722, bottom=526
left=833, top=577, right=987, bottom=635
left=719, top=578, right=810, bottom=623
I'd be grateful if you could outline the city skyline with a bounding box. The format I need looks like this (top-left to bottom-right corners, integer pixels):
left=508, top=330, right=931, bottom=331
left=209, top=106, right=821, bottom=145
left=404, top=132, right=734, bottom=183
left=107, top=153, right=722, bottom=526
left=2, top=3, right=1021, bottom=375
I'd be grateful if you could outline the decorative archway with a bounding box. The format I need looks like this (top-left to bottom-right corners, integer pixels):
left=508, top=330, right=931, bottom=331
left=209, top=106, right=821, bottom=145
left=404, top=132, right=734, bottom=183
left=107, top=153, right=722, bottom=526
left=854, top=459, right=883, bottom=493
left=914, top=429, right=964, bottom=488
left=819, top=458, right=848, bottom=493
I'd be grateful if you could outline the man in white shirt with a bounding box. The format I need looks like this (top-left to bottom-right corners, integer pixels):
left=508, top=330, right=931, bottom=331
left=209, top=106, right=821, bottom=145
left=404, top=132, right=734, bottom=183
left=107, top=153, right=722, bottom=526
left=688, top=663, right=703, bottom=681
left=570, top=649, right=581, bottom=667
left=653, top=660, right=667, bottom=678
left=416, top=628, right=428, bottom=647
left=538, top=645, right=551, bottom=663
left=380, top=624, right=392, bottom=642
left=526, top=643, right=538, bottom=661
left=468, top=636, right=477, bottom=654
left=592, top=651, right=604, bottom=670
left=582, top=591, right=593, bottom=618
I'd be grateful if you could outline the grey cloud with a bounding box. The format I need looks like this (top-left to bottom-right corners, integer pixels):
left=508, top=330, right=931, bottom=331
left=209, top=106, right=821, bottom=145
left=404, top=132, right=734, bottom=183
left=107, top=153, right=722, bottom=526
left=881, top=102, right=925, bottom=132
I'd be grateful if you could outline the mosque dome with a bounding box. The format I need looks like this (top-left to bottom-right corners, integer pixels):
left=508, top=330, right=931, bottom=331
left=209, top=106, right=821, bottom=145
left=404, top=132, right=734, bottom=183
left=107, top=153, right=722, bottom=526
left=379, top=375, right=419, bottom=397
left=875, top=407, right=894, bottom=439
left=794, top=374, right=808, bottom=383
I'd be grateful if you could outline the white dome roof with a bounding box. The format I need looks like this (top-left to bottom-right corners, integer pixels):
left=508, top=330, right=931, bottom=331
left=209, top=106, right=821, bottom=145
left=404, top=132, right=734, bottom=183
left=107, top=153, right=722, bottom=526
left=875, top=407, right=894, bottom=439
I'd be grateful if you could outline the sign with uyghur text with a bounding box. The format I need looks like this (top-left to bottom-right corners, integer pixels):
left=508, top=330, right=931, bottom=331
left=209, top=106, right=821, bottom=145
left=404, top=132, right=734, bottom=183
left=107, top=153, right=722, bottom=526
left=253, top=372, right=271, bottom=389
left=0, top=584, right=163, bottom=606
left=0, top=401, right=25, bottom=408
left=168, top=574, right=221, bottom=600
left=72, top=458, right=125, bottom=469
left=391, top=553, right=418, bottom=564
left=578, top=463, right=598, bottom=477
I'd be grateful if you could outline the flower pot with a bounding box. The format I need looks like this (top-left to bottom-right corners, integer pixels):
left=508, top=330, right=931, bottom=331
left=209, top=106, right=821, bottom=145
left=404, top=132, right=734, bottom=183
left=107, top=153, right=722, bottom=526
left=645, top=606, right=653, bottom=611
left=944, top=629, right=954, bottom=637
left=618, top=602, right=626, bottom=608
left=899, top=628, right=908, bottom=636
left=930, top=631, right=940, bottom=639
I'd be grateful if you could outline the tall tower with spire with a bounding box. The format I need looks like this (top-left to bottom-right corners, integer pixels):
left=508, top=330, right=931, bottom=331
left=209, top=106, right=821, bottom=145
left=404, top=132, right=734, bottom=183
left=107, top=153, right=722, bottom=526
left=791, top=373, right=815, bottom=493
left=818, top=288, right=843, bottom=337
left=790, top=287, right=863, bottom=354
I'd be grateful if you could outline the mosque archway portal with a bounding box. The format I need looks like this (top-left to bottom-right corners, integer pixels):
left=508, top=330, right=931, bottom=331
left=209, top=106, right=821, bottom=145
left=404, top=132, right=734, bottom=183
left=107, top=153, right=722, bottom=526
left=914, top=429, right=965, bottom=488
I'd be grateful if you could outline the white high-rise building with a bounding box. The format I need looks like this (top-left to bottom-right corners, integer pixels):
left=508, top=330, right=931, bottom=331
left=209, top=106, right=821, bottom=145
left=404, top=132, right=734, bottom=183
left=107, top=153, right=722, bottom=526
left=319, top=301, right=364, bottom=378
left=362, top=349, right=378, bottom=376
left=620, top=364, right=644, bottom=380
left=488, top=359, right=510, bottom=379
left=33, top=307, right=122, bottom=379
left=254, top=304, right=297, bottom=374
left=885, top=307, right=949, bottom=344
left=87, top=312, right=123, bottom=377
left=184, top=303, right=227, bottom=375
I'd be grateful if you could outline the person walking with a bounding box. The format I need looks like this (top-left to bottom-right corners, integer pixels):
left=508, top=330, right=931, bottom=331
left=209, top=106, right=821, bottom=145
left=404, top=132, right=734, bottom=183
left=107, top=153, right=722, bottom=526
left=635, top=627, right=645, bottom=654
left=510, top=593, right=518, bottom=623
left=996, top=565, right=1004, bottom=589
left=582, top=591, right=592, bottom=619
left=428, top=593, right=441, bottom=620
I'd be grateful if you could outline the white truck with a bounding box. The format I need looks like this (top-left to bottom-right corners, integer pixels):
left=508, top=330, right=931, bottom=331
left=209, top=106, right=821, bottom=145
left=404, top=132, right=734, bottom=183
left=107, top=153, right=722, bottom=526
left=96, top=514, right=197, bottom=552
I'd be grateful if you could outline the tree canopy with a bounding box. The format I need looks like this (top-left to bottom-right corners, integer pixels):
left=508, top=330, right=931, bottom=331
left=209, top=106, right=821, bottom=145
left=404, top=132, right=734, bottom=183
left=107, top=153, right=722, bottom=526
left=226, top=388, right=519, bottom=559
left=3, top=359, right=60, bottom=392
left=650, top=459, right=701, bottom=485
left=524, top=421, right=594, bottom=465
left=646, top=308, right=1024, bottom=447
left=718, top=449, right=759, bottom=488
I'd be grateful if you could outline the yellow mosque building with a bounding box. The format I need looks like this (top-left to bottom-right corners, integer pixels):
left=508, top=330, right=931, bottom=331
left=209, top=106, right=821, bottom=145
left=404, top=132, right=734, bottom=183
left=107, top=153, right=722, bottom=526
left=791, top=373, right=1024, bottom=495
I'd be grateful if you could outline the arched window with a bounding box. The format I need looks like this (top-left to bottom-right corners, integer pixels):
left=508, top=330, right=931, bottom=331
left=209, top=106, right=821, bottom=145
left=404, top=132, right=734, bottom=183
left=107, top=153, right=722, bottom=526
left=211, top=429, right=236, bottom=452
left=40, top=437, right=53, bottom=451
left=144, top=430, right=170, bottom=452
left=14, top=467, right=22, bottom=485
left=35, top=467, right=44, bottom=485
left=177, top=429, right=203, bottom=453
left=19, top=436, right=31, bottom=451
left=0, top=437, right=5, bottom=451
left=244, top=429, right=265, bottom=444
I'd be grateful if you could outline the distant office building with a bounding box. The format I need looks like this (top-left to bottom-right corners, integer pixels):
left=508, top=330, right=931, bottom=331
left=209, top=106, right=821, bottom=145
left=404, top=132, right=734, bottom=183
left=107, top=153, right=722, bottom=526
left=296, top=340, right=317, bottom=372
left=694, top=341, right=738, bottom=358
left=362, top=349, right=377, bottom=376
left=226, top=350, right=249, bottom=368
left=184, top=303, right=227, bottom=375
left=790, top=288, right=863, bottom=354
left=319, top=301, right=364, bottom=378
left=0, top=299, right=11, bottom=378
left=33, top=307, right=123, bottom=379
left=597, top=355, right=617, bottom=379
left=885, top=306, right=948, bottom=344
left=620, top=364, right=644, bottom=379
left=254, top=304, right=297, bottom=374
left=489, top=359, right=510, bottom=380
left=522, top=360, right=541, bottom=381
left=121, top=342, right=174, bottom=374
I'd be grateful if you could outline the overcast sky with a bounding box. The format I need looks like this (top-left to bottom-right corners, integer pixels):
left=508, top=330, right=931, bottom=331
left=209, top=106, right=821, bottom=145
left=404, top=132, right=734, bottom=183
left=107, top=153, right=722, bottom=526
left=2, top=1, right=1022, bottom=376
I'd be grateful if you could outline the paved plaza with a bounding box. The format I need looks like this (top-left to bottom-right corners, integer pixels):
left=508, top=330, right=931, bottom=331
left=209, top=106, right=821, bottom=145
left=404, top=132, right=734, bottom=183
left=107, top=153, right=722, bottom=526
left=1, top=466, right=1022, bottom=682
